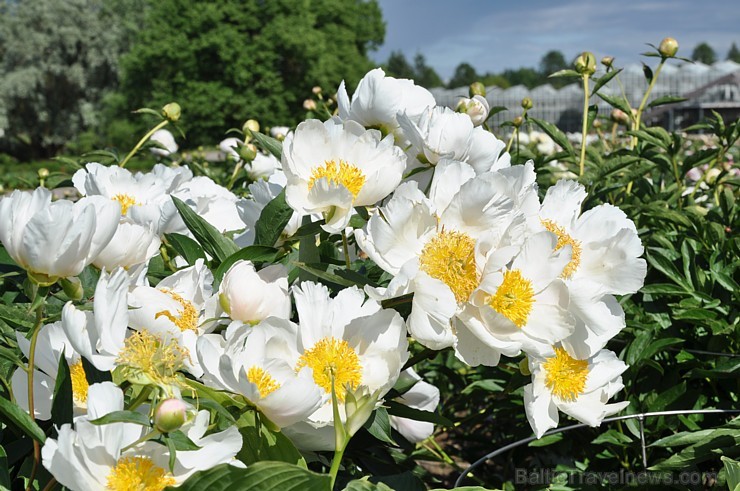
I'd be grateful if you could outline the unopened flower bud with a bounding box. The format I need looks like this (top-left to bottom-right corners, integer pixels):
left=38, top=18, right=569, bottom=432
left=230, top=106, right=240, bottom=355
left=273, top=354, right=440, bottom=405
left=60, top=277, right=83, bottom=301
left=519, top=357, right=531, bottom=376
left=239, top=143, right=258, bottom=162
left=658, top=37, right=679, bottom=58
left=574, top=52, right=596, bottom=76
left=344, top=386, right=381, bottom=438
left=512, top=116, right=523, bottom=128
left=161, top=102, right=181, bottom=123
left=37, top=167, right=50, bottom=179
left=243, top=119, right=260, bottom=135
left=270, top=126, right=290, bottom=141
left=601, top=56, right=614, bottom=68
left=456, top=95, right=489, bottom=127
left=611, top=109, right=629, bottom=125
left=312, top=86, right=322, bottom=95
left=521, top=97, right=533, bottom=110
left=593, top=119, right=602, bottom=129
left=303, top=99, right=317, bottom=111
left=153, top=398, right=188, bottom=433
left=469, top=81, right=486, bottom=98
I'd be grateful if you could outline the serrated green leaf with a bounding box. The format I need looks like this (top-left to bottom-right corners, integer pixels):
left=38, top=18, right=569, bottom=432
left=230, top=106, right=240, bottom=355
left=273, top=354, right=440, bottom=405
left=597, top=93, right=633, bottom=118
left=170, top=461, right=330, bottom=491
left=172, top=196, right=239, bottom=263
left=254, top=190, right=293, bottom=247
left=166, top=233, right=206, bottom=266
left=0, top=397, right=46, bottom=443
left=51, top=353, right=73, bottom=426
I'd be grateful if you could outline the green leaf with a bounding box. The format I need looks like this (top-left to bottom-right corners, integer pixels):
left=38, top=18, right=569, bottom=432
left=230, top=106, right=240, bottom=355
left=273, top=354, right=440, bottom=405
left=167, top=433, right=177, bottom=473
left=596, top=93, right=633, bottom=118
left=254, top=190, right=294, bottom=247
left=51, top=353, right=73, bottom=426
left=528, top=433, right=563, bottom=447
left=166, top=233, right=206, bottom=265
left=370, top=472, right=426, bottom=491
left=172, top=196, right=239, bottom=263
left=528, top=117, right=575, bottom=155
left=163, top=430, right=201, bottom=451
left=345, top=480, right=394, bottom=491
left=591, top=429, right=633, bottom=445
left=0, top=445, right=11, bottom=490
left=586, top=104, right=598, bottom=132
left=591, top=68, right=622, bottom=95
left=90, top=410, right=151, bottom=426
left=0, top=397, right=46, bottom=443
left=364, top=407, right=396, bottom=445
left=647, top=95, right=687, bottom=109
left=0, top=304, right=34, bottom=330
left=721, top=456, right=740, bottom=491
left=236, top=411, right=306, bottom=468
left=170, top=461, right=330, bottom=491
left=648, top=381, right=686, bottom=411
left=461, top=379, right=504, bottom=395
left=81, top=357, right=112, bottom=385
left=250, top=131, right=283, bottom=159
left=292, top=262, right=359, bottom=288
left=214, top=246, right=281, bottom=284
left=385, top=400, right=452, bottom=427
left=651, top=429, right=718, bottom=448
left=548, top=69, right=580, bottom=78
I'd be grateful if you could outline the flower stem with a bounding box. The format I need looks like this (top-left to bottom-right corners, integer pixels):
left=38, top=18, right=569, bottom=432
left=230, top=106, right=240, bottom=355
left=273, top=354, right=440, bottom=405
left=26, top=303, right=45, bottom=491
left=505, top=128, right=517, bottom=153
left=631, top=59, right=665, bottom=149
left=329, top=375, right=348, bottom=489
left=119, top=119, right=169, bottom=168
left=341, top=230, right=351, bottom=269
left=579, top=74, right=590, bottom=176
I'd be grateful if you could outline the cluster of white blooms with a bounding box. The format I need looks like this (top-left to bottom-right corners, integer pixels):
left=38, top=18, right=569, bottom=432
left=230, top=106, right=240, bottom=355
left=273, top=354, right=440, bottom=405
left=0, top=67, right=646, bottom=489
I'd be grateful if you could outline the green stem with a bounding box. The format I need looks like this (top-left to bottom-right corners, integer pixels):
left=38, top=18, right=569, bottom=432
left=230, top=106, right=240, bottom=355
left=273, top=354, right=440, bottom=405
left=226, top=160, right=243, bottom=190
left=26, top=303, right=45, bottom=491
left=119, top=120, right=169, bottom=168
left=329, top=376, right=348, bottom=489
left=631, top=59, right=665, bottom=149
left=341, top=230, right=351, bottom=270
left=579, top=74, right=590, bottom=176
left=505, top=127, right=517, bottom=153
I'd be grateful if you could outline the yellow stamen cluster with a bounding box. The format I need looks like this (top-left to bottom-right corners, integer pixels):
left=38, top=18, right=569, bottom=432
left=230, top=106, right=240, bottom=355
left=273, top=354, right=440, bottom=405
left=419, top=230, right=479, bottom=303
left=247, top=366, right=281, bottom=398
left=106, top=456, right=175, bottom=491
left=541, top=219, right=582, bottom=279
left=296, top=337, right=362, bottom=402
left=111, top=193, right=139, bottom=215
left=308, top=160, right=366, bottom=199
left=69, top=359, right=89, bottom=404
left=116, top=330, right=187, bottom=386
left=489, top=269, right=535, bottom=328
left=543, top=347, right=589, bottom=402
left=155, top=290, right=199, bottom=332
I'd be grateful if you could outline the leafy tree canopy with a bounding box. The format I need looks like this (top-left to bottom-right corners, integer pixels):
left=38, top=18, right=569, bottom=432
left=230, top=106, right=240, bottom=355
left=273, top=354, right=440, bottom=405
left=691, top=42, right=717, bottom=64
left=727, top=42, right=740, bottom=63
left=447, top=62, right=479, bottom=89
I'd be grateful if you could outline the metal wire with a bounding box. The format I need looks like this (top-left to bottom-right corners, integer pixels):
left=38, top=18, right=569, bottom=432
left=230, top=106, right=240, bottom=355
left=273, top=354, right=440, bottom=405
left=454, top=408, right=740, bottom=487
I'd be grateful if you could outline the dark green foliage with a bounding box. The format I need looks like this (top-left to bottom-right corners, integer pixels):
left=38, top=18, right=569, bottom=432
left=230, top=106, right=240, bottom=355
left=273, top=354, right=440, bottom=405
left=383, top=52, right=443, bottom=88
left=691, top=42, right=717, bottom=64
left=447, top=62, right=479, bottom=89
left=118, top=0, right=385, bottom=146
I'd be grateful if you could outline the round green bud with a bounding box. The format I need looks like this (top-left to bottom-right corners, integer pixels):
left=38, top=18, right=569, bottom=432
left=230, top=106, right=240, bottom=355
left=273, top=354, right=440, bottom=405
left=243, top=119, right=260, bottom=135
left=521, top=97, right=533, bottom=110
left=238, top=143, right=258, bottom=162
left=61, top=277, right=83, bottom=301
left=153, top=398, right=187, bottom=433
left=601, top=56, right=614, bottom=68
left=512, top=116, right=523, bottom=128
left=574, top=51, right=596, bottom=76
left=37, top=167, right=50, bottom=179
left=658, top=37, right=679, bottom=58
left=469, top=81, right=486, bottom=98
left=162, top=102, right=181, bottom=123
left=519, top=357, right=531, bottom=376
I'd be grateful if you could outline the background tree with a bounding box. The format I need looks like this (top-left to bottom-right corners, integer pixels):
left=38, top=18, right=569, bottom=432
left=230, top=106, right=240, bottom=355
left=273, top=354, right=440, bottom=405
left=413, top=53, right=443, bottom=88
left=691, top=42, right=717, bottom=64
left=119, top=0, right=384, bottom=147
left=727, top=42, right=740, bottom=63
left=539, top=50, right=567, bottom=76
left=384, top=51, right=415, bottom=79
left=447, top=62, right=479, bottom=89
left=0, top=0, right=147, bottom=159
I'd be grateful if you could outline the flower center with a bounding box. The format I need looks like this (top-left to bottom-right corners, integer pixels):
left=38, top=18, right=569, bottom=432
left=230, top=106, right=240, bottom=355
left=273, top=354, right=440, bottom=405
left=489, top=269, right=534, bottom=328
left=541, top=219, right=582, bottom=279
left=116, top=330, right=187, bottom=386
left=419, top=230, right=479, bottom=303
left=247, top=366, right=281, bottom=398
left=111, top=193, right=139, bottom=215
left=70, top=359, right=89, bottom=404
left=543, top=347, right=589, bottom=402
left=155, top=290, right=199, bottom=332
left=296, top=337, right=362, bottom=402
left=308, top=159, right=366, bottom=199
left=106, top=456, right=175, bottom=491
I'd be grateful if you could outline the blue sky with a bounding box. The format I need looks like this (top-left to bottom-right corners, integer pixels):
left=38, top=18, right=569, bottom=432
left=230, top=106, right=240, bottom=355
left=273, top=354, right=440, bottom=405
left=372, top=0, right=739, bottom=80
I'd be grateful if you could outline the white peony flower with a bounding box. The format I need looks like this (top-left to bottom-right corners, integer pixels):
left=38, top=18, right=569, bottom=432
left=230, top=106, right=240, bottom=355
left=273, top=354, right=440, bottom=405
left=248, top=152, right=281, bottom=180
left=270, top=126, right=290, bottom=139
left=218, top=260, right=291, bottom=324
left=149, top=128, right=178, bottom=157
left=282, top=118, right=406, bottom=233
left=389, top=369, right=441, bottom=443
left=42, top=382, right=242, bottom=491
left=234, top=172, right=301, bottom=247
left=172, top=176, right=246, bottom=234
left=399, top=106, right=473, bottom=166
left=219, top=137, right=242, bottom=160
left=0, top=187, right=119, bottom=284
left=524, top=347, right=629, bottom=438
left=279, top=282, right=409, bottom=451
left=92, top=221, right=161, bottom=271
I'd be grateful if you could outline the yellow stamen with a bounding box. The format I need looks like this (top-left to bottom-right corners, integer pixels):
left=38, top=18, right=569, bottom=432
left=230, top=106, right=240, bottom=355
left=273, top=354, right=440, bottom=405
left=419, top=230, right=479, bottom=303
left=247, top=366, right=281, bottom=398
left=155, top=290, right=199, bottom=332
left=111, top=193, right=139, bottom=215
left=541, top=219, right=582, bottom=279
left=296, top=337, right=362, bottom=402
left=543, top=347, right=589, bottom=402
left=116, top=330, right=187, bottom=386
left=308, top=159, right=366, bottom=199
left=69, top=359, right=89, bottom=404
left=489, top=269, right=534, bottom=328
left=106, top=456, right=175, bottom=491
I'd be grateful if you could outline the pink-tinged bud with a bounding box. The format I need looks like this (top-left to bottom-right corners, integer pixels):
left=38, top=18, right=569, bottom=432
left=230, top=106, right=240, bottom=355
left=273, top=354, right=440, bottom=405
left=658, top=37, right=679, bottom=58
left=153, top=398, right=188, bottom=433
left=611, top=109, right=630, bottom=125
left=303, top=99, right=317, bottom=111
left=312, top=86, right=322, bottom=95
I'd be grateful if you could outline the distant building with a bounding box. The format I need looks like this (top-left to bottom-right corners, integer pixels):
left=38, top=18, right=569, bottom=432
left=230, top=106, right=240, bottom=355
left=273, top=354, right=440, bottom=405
left=431, top=61, right=740, bottom=132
